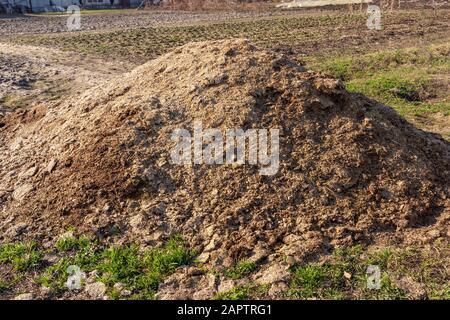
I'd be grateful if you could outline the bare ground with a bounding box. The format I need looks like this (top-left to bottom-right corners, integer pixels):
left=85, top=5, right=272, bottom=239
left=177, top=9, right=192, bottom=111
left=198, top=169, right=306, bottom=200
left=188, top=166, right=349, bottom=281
left=0, top=42, right=134, bottom=113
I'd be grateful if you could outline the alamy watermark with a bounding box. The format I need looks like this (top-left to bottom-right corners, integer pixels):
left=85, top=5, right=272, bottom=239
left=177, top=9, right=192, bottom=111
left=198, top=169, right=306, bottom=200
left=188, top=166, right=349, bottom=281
left=366, top=265, right=381, bottom=290
left=367, top=5, right=382, bottom=30
left=170, top=121, right=280, bottom=176
left=67, top=5, right=81, bottom=32
left=66, top=265, right=86, bottom=290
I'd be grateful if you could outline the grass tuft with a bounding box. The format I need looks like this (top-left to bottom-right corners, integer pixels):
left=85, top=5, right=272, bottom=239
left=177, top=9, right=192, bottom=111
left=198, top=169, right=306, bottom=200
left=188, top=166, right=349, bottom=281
left=213, top=285, right=251, bottom=300
left=224, top=261, right=257, bottom=280
left=37, top=235, right=195, bottom=299
left=55, top=235, right=92, bottom=252
left=0, top=242, right=43, bottom=271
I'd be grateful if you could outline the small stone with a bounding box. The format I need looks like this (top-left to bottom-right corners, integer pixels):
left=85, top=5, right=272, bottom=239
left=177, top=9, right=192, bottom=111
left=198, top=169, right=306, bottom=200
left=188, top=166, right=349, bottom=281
left=256, top=264, right=290, bottom=284
left=427, top=229, right=440, bottom=240
left=343, top=271, right=352, bottom=280
left=46, top=158, right=58, bottom=173
left=204, top=236, right=219, bottom=251
left=40, top=286, right=52, bottom=298
left=186, top=267, right=204, bottom=276
left=20, top=166, right=38, bottom=178
left=103, top=203, right=113, bottom=213
left=86, top=270, right=99, bottom=284
left=13, top=184, right=33, bottom=201
left=197, top=252, right=210, bottom=263
left=203, top=225, right=215, bottom=237
left=145, top=230, right=165, bottom=242
left=113, top=283, right=124, bottom=292
left=284, top=255, right=296, bottom=266
left=268, top=281, right=289, bottom=296
left=248, top=247, right=270, bottom=264
left=59, top=231, right=74, bottom=239
left=4, top=222, right=28, bottom=238
left=129, top=214, right=144, bottom=230
left=217, top=279, right=235, bottom=293
left=14, top=293, right=34, bottom=300
left=85, top=282, right=106, bottom=299
left=43, top=253, right=59, bottom=264
left=121, top=289, right=132, bottom=297
left=42, top=240, right=54, bottom=249
left=156, top=158, right=167, bottom=167
left=10, top=138, right=24, bottom=151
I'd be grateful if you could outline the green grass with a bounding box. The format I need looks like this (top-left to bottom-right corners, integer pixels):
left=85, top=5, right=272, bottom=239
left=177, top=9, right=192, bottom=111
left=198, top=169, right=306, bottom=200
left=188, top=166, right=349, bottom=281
left=312, top=44, right=450, bottom=118
left=429, top=284, right=450, bottom=300
left=98, top=236, right=195, bottom=300
left=0, top=94, right=29, bottom=110
left=286, top=243, right=450, bottom=300
left=98, top=245, right=158, bottom=299
left=347, top=73, right=425, bottom=101
left=0, top=279, right=9, bottom=293
left=37, top=237, right=102, bottom=290
left=1, top=236, right=448, bottom=300
left=290, top=264, right=336, bottom=299
left=316, top=44, right=450, bottom=81
left=0, top=242, right=43, bottom=271
left=288, top=247, right=361, bottom=299
left=212, top=285, right=251, bottom=300
left=37, top=235, right=195, bottom=299
left=55, top=235, right=92, bottom=252
left=0, top=81, right=71, bottom=111
left=345, top=72, right=450, bottom=117
left=386, top=243, right=450, bottom=300
left=212, top=284, right=269, bottom=300
left=144, top=236, right=196, bottom=277
left=224, top=261, right=257, bottom=280
left=287, top=246, right=399, bottom=299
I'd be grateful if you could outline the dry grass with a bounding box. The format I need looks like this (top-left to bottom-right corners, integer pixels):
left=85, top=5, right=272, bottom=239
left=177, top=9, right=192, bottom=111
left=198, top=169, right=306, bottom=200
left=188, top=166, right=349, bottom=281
left=148, top=0, right=278, bottom=11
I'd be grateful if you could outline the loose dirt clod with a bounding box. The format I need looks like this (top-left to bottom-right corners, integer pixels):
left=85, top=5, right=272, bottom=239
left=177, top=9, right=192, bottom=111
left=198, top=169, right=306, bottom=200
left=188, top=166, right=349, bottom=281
left=0, top=40, right=449, bottom=297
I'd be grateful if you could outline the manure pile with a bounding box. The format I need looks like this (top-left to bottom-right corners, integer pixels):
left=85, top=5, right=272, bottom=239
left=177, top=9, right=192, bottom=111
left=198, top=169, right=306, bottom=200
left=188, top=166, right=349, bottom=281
left=0, top=40, right=449, bottom=296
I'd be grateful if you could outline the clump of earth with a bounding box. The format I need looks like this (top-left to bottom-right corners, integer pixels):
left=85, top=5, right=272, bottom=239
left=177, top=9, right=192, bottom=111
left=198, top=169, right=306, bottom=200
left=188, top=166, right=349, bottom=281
left=0, top=39, right=448, bottom=298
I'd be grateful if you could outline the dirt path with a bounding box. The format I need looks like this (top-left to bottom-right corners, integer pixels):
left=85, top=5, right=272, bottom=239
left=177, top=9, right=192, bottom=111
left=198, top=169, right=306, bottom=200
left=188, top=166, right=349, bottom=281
left=0, top=43, right=135, bottom=112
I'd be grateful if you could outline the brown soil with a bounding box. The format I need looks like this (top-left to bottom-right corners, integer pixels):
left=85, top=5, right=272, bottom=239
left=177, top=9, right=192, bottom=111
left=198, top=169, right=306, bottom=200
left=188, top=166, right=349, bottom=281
left=0, top=40, right=449, bottom=297
left=411, top=112, right=450, bottom=141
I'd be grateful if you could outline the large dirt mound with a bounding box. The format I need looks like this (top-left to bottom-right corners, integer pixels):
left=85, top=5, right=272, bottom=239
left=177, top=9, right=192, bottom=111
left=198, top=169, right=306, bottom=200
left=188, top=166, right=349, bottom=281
left=0, top=40, right=449, bottom=289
